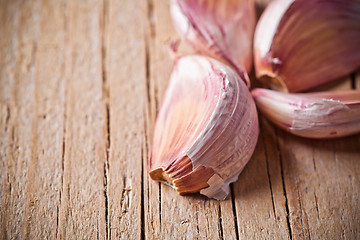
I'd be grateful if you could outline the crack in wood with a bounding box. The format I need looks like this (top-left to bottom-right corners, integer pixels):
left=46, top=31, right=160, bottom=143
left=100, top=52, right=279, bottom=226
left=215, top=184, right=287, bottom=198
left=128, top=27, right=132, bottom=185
left=101, top=0, right=109, bottom=89
left=5, top=105, right=10, bottom=132
left=103, top=105, right=110, bottom=240
left=100, top=0, right=110, bottom=239
left=312, top=149, right=317, bottom=172
left=230, top=185, right=240, bottom=240
left=275, top=129, right=293, bottom=240
left=218, top=203, right=224, bottom=240
left=120, top=179, right=132, bottom=215
left=158, top=182, right=162, bottom=229
left=267, top=160, right=277, bottom=219
left=140, top=146, right=145, bottom=240
left=142, top=105, right=152, bottom=238
left=57, top=0, right=69, bottom=237
left=261, top=129, right=277, bottom=219
left=195, top=206, right=200, bottom=236
left=143, top=1, right=158, bottom=237
left=143, top=4, right=162, bottom=236
left=144, top=32, right=152, bottom=118
left=205, top=211, right=209, bottom=239
left=57, top=109, right=66, bottom=239
left=314, top=192, right=320, bottom=220
left=55, top=204, right=60, bottom=238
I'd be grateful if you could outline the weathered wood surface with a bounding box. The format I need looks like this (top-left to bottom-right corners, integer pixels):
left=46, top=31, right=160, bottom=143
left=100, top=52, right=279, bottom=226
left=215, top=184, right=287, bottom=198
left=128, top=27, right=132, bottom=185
left=0, top=0, right=359, bottom=239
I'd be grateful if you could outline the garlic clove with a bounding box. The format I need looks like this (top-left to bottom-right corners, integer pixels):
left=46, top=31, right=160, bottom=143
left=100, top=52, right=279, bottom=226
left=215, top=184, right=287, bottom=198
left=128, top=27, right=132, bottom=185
left=171, top=0, right=256, bottom=85
left=254, top=0, right=360, bottom=92
left=251, top=88, right=360, bottom=139
left=150, top=55, right=259, bottom=200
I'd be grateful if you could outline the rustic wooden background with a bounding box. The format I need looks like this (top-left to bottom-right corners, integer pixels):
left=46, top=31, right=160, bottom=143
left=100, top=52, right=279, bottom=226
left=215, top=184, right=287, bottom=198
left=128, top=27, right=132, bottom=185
left=1, top=0, right=359, bottom=239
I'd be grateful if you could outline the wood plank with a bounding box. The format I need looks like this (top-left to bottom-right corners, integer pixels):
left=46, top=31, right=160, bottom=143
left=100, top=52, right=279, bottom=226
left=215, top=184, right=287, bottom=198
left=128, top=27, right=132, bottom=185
left=58, top=0, right=107, bottom=238
left=276, top=129, right=360, bottom=239
left=232, top=116, right=291, bottom=239
left=142, top=0, right=162, bottom=237
left=254, top=73, right=358, bottom=239
left=143, top=0, right=172, bottom=238
left=105, top=0, right=147, bottom=238
left=0, top=0, right=18, bottom=218
left=0, top=1, right=40, bottom=238
left=274, top=71, right=360, bottom=239
left=23, top=0, right=66, bottom=238
left=0, top=0, right=18, bottom=237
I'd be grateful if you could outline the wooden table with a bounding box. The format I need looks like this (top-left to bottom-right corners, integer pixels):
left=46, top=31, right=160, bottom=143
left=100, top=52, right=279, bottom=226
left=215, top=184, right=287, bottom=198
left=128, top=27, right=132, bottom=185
left=1, top=0, right=359, bottom=239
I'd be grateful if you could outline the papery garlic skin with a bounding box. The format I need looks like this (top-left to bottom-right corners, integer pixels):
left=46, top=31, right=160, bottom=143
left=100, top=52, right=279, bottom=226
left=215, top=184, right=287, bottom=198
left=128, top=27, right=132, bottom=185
left=252, top=88, right=360, bottom=139
left=171, top=0, right=256, bottom=85
left=150, top=56, right=259, bottom=200
left=254, top=0, right=360, bottom=92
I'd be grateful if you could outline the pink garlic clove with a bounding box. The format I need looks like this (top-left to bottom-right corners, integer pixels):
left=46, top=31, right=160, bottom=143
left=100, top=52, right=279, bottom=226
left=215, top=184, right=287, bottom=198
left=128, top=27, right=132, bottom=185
left=254, top=0, right=360, bottom=92
left=171, top=0, right=256, bottom=87
left=150, top=56, right=259, bottom=200
left=252, top=88, right=360, bottom=139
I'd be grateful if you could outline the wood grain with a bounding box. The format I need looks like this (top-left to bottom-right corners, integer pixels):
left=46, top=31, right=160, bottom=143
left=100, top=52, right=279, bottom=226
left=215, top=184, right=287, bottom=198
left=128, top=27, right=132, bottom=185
left=23, top=1, right=66, bottom=238
left=105, top=0, right=147, bottom=238
left=1, top=1, right=41, bottom=238
left=0, top=0, right=359, bottom=239
left=232, top=118, right=290, bottom=239
left=58, top=0, right=107, bottom=239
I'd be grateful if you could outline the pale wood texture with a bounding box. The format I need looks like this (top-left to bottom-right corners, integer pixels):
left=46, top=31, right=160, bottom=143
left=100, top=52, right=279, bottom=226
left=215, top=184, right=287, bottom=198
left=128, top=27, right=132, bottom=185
left=105, top=0, right=147, bottom=238
left=1, top=0, right=359, bottom=239
left=59, top=1, right=108, bottom=239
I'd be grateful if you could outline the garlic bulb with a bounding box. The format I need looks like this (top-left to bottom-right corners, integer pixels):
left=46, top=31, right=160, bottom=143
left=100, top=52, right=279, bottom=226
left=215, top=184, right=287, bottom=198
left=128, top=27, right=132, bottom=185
left=254, top=0, right=360, bottom=92
left=171, top=0, right=256, bottom=83
left=252, top=88, right=360, bottom=139
left=150, top=56, right=259, bottom=200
